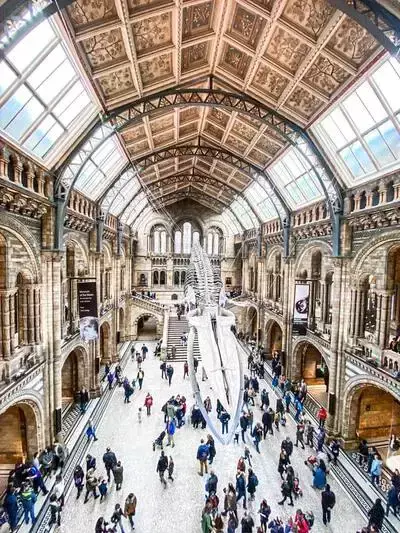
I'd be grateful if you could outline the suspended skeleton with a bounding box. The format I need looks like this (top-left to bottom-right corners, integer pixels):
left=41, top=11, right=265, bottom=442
left=184, top=242, right=244, bottom=444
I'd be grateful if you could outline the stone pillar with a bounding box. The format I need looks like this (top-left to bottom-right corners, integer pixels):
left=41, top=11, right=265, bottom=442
left=353, top=193, right=361, bottom=211
left=9, top=292, right=16, bottom=354
left=27, top=287, right=35, bottom=344
left=21, top=287, right=29, bottom=345
left=34, top=287, right=41, bottom=344
left=319, top=281, right=327, bottom=326
left=353, top=289, right=362, bottom=339
left=348, top=288, right=356, bottom=338
left=1, top=292, right=11, bottom=359
left=393, top=178, right=400, bottom=201
left=0, top=148, right=8, bottom=178
left=327, top=259, right=343, bottom=433
left=378, top=291, right=392, bottom=349
left=52, top=254, right=63, bottom=440
left=378, top=180, right=387, bottom=204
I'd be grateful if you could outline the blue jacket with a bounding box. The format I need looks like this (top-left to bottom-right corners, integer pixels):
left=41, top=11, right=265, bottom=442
left=388, top=486, right=398, bottom=506
left=3, top=492, right=18, bottom=517
left=236, top=475, right=246, bottom=494
left=197, top=444, right=209, bottom=461
left=313, top=466, right=326, bottom=489
left=371, top=459, right=382, bottom=476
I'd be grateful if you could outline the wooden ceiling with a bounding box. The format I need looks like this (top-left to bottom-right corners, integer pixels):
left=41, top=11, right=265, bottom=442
left=62, top=0, right=382, bottom=212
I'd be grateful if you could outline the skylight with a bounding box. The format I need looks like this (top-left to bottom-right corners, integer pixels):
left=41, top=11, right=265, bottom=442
left=0, top=18, right=95, bottom=162
left=313, top=56, right=400, bottom=184
left=230, top=197, right=259, bottom=230
left=244, top=181, right=277, bottom=222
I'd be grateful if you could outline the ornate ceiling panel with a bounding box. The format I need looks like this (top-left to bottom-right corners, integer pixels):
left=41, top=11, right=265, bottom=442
left=61, top=0, right=382, bottom=213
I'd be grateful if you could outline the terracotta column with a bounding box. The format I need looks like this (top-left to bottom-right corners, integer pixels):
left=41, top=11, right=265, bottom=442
left=52, top=254, right=63, bottom=440
left=34, top=287, right=41, bottom=344
left=1, top=292, right=11, bottom=359
left=378, top=291, right=392, bottom=348
left=27, top=286, right=35, bottom=344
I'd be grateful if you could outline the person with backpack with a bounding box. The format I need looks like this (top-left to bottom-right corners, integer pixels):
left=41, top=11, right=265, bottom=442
left=110, top=503, right=126, bottom=532
left=197, top=439, right=210, bottom=476
left=206, top=471, right=218, bottom=496
left=294, top=509, right=310, bottom=533
left=258, top=499, right=271, bottom=532
left=240, top=511, right=254, bottom=533
left=321, top=483, right=336, bottom=525
left=246, top=468, right=258, bottom=500
left=103, top=447, right=117, bottom=483
left=20, top=482, right=37, bottom=525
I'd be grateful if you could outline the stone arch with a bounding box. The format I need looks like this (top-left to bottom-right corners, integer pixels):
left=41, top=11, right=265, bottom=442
left=133, top=312, right=161, bottom=340
left=341, top=376, right=400, bottom=446
left=291, top=339, right=330, bottom=402
left=100, top=320, right=111, bottom=363
left=61, top=346, right=88, bottom=404
left=294, top=240, right=332, bottom=277
left=0, top=394, right=44, bottom=474
left=264, top=319, right=283, bottom=356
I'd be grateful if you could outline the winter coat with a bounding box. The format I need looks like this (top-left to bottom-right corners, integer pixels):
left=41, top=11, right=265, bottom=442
left=313, top=466, right=327, bottom=489
left=207, top=474, right=218, bottom=494
left=144, top=395, right=153, bottom=407
left=368, top=502, right=385, bottom=529
left=322, top=489, right=336, bottom=509
left=225, top=490, right=237, bottom=511
left=197, top=444, right=209, bottom=461
left=85, top=470, right=98, bottom=490
left=167, top=420, right=176, bottom=436
left=201, top=512, right=213, bottom=533
left=371, top=458, right=382, bottom=477
left=3, top=492, right=18, bottom=520
left=103, top=451, right=117, bottom=469
left=113, top=465, right=123, bottom=484
left=241, top=515, right=254, bottom=533
left=124, top=495, right=137, bottom=516
left=236, top=475, right=246, bottom=495
left=247, top=473, right=258, bottom=495
left=157, top=456, right=168, bottom=473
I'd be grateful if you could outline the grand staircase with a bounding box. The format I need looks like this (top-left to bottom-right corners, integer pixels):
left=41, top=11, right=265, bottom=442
left=167, top=314, right=201, bottom=362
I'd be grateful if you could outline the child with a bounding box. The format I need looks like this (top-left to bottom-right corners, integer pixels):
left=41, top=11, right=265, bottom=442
left=168, top=456, right=174, bottom=481
left=99, top=479, right=108, bottom=502
left=234, top=431, right=239, bottom=444
left=244, top=446, right=252, bottom=467
left=293, top=477, right=303, bottom=499
left=274, top=411, right=281, bottom=430
left=49, top=493, right=61, bottom=528
left=138, top=407, right=142, bottom=423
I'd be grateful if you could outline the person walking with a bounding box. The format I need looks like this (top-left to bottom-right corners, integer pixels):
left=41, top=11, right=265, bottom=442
left=260, top=389, right=269, bottom=410
left=224, top=484, right=238, bottom=521
left=144, top=393, right=153, bottom=416
left=227, top=511, right=239, bottom=533
left=252, top=423, right=263, bottom=454
left=48, top=494, right=61, bottom=529
left=110, top=503, right=126, bottom=533
left=321, top=484, right=336, bottom=526
left=168, top=456, right=174, bottom=481
left=206, top=470, right=218, bottom=496
left=312, top=462, right=327, bottom=489
left=157, top=451, right=168, bottom=486
left=124, top=493, right=137, bottom=529
left=305, top=421, right=314, bottom=447
left=86, top=453, right=96, bottom=472
left=54, top=473, right=65, bottom=509
left=236, top=471, right=247, bottom=510
left=247, top=468, right=258, bottom=501
left=84, top=468, right=99, bottom=503
left=240, top=511, right=254, bottom=533
left=86, top=419, right=98, bottom=441
left=160, top=361, right=167, bottom=379
left=197, top=439, right=210, bottom=476
left=368, top=498, right=385, bottom=531
left=278, top=449, right=288, bottom=480
left=137, top=369, right=144, bottom=390
left=166, top=364, right=174, bottom=386
left=240, top=412, right=249, bottom=443
left=166, top=417, right=176, bottom=447
left=370, top=453, right=383, bottom=486
left=295, top=422, right=305, bottom=450
left=220, top=409, right=231, bottom=434
left=258, top=499, right=271, bottom=532
left=278, top=475, right=294, bottom=506
left=3, top=485, right=18, bottom=531
left=79, top=387, right=90, bottom=414
left=386, top=483, right=398, bottom=517
left=113, top=461, right=124, bottom=490
left=103, top=447, right=118, bottom=483
left=141, top=343, right=148, bottom=360
left=206, top=434, right=216, bottom=465
left=99, top=479, right=108, bottom=501
left=107, top=371, right=114, bottom=390
left=317, top=406, right=328, bottom=429
left=183, top=360, right=189, bottom=379
left=20, top=482, right=37, bottom=525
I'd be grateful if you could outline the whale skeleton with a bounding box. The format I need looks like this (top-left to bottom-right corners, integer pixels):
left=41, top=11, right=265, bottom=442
left=184, top=242, right=244, bottom=444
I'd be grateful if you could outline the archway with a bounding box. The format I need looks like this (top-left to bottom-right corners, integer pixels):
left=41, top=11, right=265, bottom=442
left=100, top=321, right=111, bottom=363
left=295, top=341, right=329, bottom=407
left=346, top=383, right=400, bottom=463
left=246, top=306, right=258, bottom=341
left=265, top=320, right=282, bottom=356
left=137, top=314, right=158, bottom=339
left=119, top=307, right=125, bottom=339
left=0, top=402, right=38, bottom=493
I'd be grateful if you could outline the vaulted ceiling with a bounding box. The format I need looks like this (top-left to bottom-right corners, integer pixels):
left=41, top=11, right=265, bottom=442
left=60, top=0, right=383, bottom=216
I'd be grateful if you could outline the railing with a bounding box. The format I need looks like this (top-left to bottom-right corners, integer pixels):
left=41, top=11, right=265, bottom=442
left=306, top=328, right=331, bottom=351
left=130, top=295, right=166, bottom=313
left=0, top=361, right=45, bottom=410
left=262, top=300, right=283, bottom=317
left=345, top=351, right=400, bottom=395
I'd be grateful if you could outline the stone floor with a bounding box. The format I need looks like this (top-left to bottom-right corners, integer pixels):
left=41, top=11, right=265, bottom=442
left=60, top=341, right=366, bottom=533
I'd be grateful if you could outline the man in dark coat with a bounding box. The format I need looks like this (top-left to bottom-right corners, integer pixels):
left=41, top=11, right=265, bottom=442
left=321, top=483, right=336, bottom=525
left=156, top=451, right=168, bottom=486
left=103, top=447, right=117, bottom=482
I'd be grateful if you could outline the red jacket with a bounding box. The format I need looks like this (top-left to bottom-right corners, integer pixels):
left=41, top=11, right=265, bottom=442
left=295, top=516, right=310, bottom=533
left=318, top=407, right=327, bottom=420
left=144, top=396, right=153, bottom=407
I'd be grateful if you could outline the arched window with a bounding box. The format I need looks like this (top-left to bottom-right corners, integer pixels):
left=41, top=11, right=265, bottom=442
left=174, top=271, right=180, bottom=286
left=183, top=222, right=191, bottom=254
left=153, top=230, right=160, bottom=254
left=181, top=271, right=186, bottom=285
left=160, top=231, right=167, bottom=254
left=174, top=231, right=182, bottom=254
left=193, top=231, right=200, bottom=245
left=207, top=232, right=213, bottom=255
left=21, top=165, right=28, bottom=188
left=213, top=233, right=219, bottom=256
left=160, top=271, right=166, bottom=285
left=7, top=156, right=15, bottom=182
left=153, top=271, right=159, bottom=285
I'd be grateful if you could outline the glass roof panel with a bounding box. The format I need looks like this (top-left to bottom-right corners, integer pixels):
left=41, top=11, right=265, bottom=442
left=108, top=171, right=142, bottom=216
left=244, top=182, right=276, bottom=222
left=221, top=209, right=242, bottom=235
left=0, top=18, right=96, bottom=164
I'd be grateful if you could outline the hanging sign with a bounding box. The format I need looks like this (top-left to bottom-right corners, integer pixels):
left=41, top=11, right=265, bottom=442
left=293, top=282, right=309, bottom=334
left=78, top=281, right=99, bottom=341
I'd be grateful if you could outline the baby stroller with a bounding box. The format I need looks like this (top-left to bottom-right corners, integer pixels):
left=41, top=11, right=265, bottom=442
left=152, top=430, right=166, bottom=451
left=293, top=477, right=303, bottom=499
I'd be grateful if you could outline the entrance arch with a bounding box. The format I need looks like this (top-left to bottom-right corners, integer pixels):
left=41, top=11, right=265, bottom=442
left=343, top=381, right=400, bottom=451
left=119, top=307, right=125, bottom=338
left=0, top=401, right=40, bottom=493
left=265, top=320, right=282, bottom=356
left=136, top=313, right=158, bottom=339
left=61, top=347, right=87, bottom=405
left=100, top=321, right=111, bottom=362
left=293, top=341, right=330, bottom=406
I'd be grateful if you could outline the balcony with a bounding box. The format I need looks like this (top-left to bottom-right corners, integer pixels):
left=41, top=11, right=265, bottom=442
left=0, top=351, right=43, bottom=396
left=345, top=349, right=400, bottom=393
left=306, top=327, right=331, bottom=351
left=262, top=299, right=283, bottom=317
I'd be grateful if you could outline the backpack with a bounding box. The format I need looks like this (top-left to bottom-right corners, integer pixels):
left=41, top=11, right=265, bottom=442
left=305, top=510, right=314, bottom=527
left=253, top=474, right=259, bottom=486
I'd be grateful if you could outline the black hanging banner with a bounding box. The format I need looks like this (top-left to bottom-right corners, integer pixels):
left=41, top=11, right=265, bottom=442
left=293, top=282, right=310, bottom=335
left=78, top=281, right=98, bottom=341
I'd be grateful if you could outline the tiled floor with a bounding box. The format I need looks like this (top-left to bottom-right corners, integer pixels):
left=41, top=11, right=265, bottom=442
left=60, top=342, right=366, bottom=533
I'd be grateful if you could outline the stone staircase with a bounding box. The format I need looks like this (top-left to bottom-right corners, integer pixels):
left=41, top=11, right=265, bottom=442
left=167, top=314, right=201, bottom=362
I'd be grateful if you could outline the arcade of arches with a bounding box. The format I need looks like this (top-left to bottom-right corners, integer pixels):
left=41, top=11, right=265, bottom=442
left=3, top=0, right=400, bottom=530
